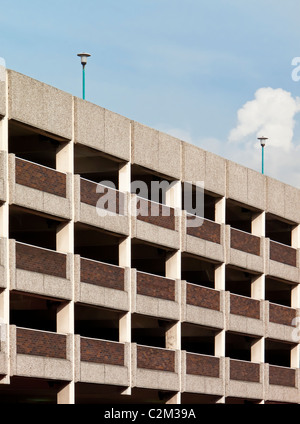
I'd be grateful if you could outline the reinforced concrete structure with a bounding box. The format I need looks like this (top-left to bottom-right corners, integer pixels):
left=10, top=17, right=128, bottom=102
left=0, top=68, right=300, bottom=404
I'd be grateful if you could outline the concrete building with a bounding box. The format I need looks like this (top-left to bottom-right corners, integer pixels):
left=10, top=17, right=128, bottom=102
left=0, top=68, right=299, bottom=404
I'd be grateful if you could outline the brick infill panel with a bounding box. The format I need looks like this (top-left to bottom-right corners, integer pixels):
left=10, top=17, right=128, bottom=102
left=81, top=258, right=125, bottom=291
left=230, top=228, right=260, bottom=256
left=15, top=158, right=66, bottom=198
left=269, top=366, right=296, bottom=387
left=137, top=346, right=175, bottom=372
left=186, top=353, right=220, bottom=378
left=137, top=272, right=175, bottom=301
left=16, top=243, right=67, bottom=278
left=269, top=303, right=296, bottom=327
left=137, top=198, right=175, bottom=231
left=230, top=294, right=260, bottom=320
left=80, top=179, right=125, bottom=215
left=270, top=241, right=297, bottom=267
left=80, top=338, right=125, bottom=366
left=230, top=360, right=260, bottom=383
left=186, top=284, right=220, bottom=311
left=16, top=328, right=67, bottom=359
left=187, top=217, right=221, bottom=244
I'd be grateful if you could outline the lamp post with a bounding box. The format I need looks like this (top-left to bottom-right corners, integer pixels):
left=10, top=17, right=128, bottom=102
left=77, top=53, right=91, bottom=100
left=258, top=136, right=268, bottom=175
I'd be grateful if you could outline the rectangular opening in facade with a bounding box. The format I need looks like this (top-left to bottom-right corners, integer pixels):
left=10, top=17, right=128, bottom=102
left=131, top=239, right=174, bottom=278
left=131, top=164, right=175, bottom=204
left=181, top=253, right=216, bottom=289
left=181, top=323, right=216, bottom=356
left=10, top=205, right=65, bottom=251
left=10, top=292, right=63, bottom=333
left=266, top=213, right=294, bottom=246
left=265, top=339, right=295, bottom=368
left=226, top=266, right=258, bottom=298
left=226, top=332, right=260, bottom=361
left=226, top=199, right=260, bottom=233
left=75, top=304, right=121, bottom=342
left=265, top=277, right=294, bottom=307
left=74, top=144, right=123, bottom=188
left=9, top=121, right=65, bottom=170
left=131, top=314, right=174, bottom=349
left=74, top=223, right=123, bottom=266
left=182, top=185, right=219, bottom=221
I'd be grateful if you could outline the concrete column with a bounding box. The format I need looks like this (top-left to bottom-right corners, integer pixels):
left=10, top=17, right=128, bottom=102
left=215, top=330, right=225, bottom=357
left=251, top=274, right=265, bottom=300
left=166, top=250, right=181, bottom=280
left=215, top=197, right=226, bottom=224
left=252, top=211, right=265, bottom=237
left=291, top=344, right=300, bottom=369
left=166, top=322, right=181, bottom=350
left=291, top=225, right=300, bottom=249
left=56, top=142, right=73, bottom=174
left=166, top=180, right=181, bottom=210
left=215, top=263, right=225, bottom=291
left=291, top=284, right=300, bottom=309
left=251, top=338, right=264, bottom=363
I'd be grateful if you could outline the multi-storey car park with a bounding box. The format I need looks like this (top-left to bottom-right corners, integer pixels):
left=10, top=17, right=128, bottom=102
left=0, top=68, right=299, bottom=404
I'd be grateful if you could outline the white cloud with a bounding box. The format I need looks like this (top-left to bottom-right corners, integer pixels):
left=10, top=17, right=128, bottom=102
left=159, top=87, right=300, bottom=188
left=229, top=87, right=300, bottom=152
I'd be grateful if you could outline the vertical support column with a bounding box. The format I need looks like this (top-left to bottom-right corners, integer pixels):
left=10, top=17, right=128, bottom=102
left=251, top=275, right=265, bottom=300
left=56, top=102, right=75, bottom=405
left=165, top=181, right=182, bottom=404
left=215, top=197, right=226, bottom=224
left=291, top=224, right=300, bottom=249
left=0, top=66, right=10, bottom=384
left=118, top=161, right=132, bottom=395
left=251, top=338, right=265, bottom=363
left=252, top=211, right=265, bottom=237
left=291, top=344, right=300, bottom=369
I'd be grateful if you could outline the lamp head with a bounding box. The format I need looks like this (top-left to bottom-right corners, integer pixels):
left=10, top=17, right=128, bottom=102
left=77, top=53, right=91, bottom=67
left=258, top=136, right=268, bottom=147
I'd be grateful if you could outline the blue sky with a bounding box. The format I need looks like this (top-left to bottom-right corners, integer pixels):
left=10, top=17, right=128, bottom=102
left=1, top=0, right=300, bottom=186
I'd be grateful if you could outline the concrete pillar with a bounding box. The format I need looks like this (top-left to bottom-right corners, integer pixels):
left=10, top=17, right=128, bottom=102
left=166, top=180, right=181, bottom=210
left=252, top=211, right=265, bottom=237
left=251, top=338, right=264, bottom=363
left=292, top=225, right=300, bottom=249
left=251, top=274, right=265, bottom=300
left=166, top=251, right=181, bottom=280
left=215, top=330, right=225, bottom=357
left=165, top=322, right=181, bottom=350
left=215, top=197, right=226, bottom=224
left=291, top=344, right=300, bottom=369
left=215, top=263, right=225, bottom=291
left=291, top=284, right=300, bottom=309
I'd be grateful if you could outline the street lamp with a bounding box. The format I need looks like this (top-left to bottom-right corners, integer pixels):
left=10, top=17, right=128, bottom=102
left=77, top=53, right=91, bottom=100
left=258, top=136, right=268, bottom=175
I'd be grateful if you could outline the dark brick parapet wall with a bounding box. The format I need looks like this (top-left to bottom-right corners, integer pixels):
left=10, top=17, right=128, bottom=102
left=187, top=217, right=221, bottom=244
left=15, top=158, right=67, bottom=198
left=16, top=243, right=67, bottom=278
left=230, top=294, right=261, bottom=319
left=186, top=353, right=220, bottom=378
left=80, top=338, right=125, bottom=366
left=137, top=345, right=175, bottom=372
left=137, top=198, right=175, bottom=230
left=137, top=272, right=175, bottom=301
left=269, top=303, right=296, bottom=327
left=80, top=178, right=125, bottom=215
left=230, top=228, right=260, bottom=256
left=269, top=366, right=296, bottom=387
left=186, top=284, right=220, bottom=311
left=80, top=258, right=125, bottom=291
left=230, top=360, right=260, bottom=383
left=16, top=328, right=67, bottom=359
left=270, top=241, right=297, bottom=267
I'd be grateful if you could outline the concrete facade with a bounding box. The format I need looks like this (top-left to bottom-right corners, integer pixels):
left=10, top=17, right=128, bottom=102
left=0, top=69, right=299, bottom=404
